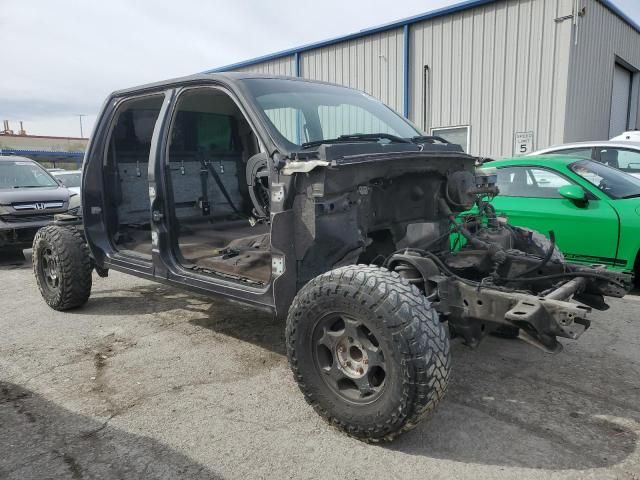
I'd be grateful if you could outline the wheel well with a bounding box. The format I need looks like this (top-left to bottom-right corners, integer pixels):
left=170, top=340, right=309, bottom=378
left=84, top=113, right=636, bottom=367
left=634, top=250, right=640, bottom=288
left=357, top=230, right=395, bottom=265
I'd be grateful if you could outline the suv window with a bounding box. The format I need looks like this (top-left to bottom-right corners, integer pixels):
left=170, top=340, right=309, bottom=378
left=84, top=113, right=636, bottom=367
left=496, top=166, right=571, bottom=198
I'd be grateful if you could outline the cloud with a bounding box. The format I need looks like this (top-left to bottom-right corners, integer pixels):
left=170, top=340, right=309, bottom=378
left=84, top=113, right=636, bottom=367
left=1, top=0, right=638, bottom=136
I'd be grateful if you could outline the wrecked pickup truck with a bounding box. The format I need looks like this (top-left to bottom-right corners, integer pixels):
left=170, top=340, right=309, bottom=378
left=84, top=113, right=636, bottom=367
left=32, top=73, right=632, bottom=442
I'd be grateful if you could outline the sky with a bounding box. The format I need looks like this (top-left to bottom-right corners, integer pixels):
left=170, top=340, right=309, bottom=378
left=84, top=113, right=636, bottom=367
left=1, top=0, right=639, bottom=138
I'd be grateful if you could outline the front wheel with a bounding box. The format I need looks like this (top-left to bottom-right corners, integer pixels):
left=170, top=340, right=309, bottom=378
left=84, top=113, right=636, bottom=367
left=286, top=265, right=451, bottom=442
left=33, top=225, right=93, bottom=310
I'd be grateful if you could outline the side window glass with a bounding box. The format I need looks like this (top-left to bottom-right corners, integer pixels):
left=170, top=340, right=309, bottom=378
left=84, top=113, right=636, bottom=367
left=547, top=147, right=593, bottom=158
left=496, top=167, right=570, bottom=198
left=601, top=148, right=640, bottom=173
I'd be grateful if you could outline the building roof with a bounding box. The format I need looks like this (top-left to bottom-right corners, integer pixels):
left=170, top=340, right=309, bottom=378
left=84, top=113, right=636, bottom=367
left=205, top=0, right=640, bottom=73
left=0, top=149, right=84, bottom=159
left=0, top=134, right=86, bottom=141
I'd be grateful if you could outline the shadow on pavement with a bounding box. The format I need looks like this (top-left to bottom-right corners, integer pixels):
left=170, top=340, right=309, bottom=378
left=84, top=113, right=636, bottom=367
left=59, top=283, right=640, bottom=471
left=0, top=382, right=221, bottom=480
left=80, top=284, right=206, bottom=317
left=0, top=249, right=31, bottom=270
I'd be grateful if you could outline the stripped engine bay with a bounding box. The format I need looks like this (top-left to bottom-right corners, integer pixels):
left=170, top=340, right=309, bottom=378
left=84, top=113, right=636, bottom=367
left=286, top=146, right=631, bottom=353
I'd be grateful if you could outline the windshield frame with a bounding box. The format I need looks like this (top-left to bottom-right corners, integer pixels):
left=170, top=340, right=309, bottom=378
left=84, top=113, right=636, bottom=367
left=568, top=159, right=640, bottom=200
left=238, top=78, right=421, bottom=154
left=0, top=159, right=60, bottom=189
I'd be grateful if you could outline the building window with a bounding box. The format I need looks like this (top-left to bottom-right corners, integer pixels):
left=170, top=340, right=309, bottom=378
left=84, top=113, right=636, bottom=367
left=430, top=125, right=470, bottom=152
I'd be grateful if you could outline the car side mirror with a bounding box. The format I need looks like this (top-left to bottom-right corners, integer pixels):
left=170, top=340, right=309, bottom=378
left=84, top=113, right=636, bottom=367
left=558, top=185, right=587, bottom=204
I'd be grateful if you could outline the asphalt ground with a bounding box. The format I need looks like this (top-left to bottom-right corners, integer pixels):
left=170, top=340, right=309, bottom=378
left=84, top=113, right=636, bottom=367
left=1, top=250, right=639, bottom=480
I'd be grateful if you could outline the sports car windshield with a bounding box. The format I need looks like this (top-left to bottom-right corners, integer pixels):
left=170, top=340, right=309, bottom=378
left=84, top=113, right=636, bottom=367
left=570, top=159, right=640, bottom=199
left=0, top=160, right=58, bottom=189
left=241, top=78, right=420, bottom=150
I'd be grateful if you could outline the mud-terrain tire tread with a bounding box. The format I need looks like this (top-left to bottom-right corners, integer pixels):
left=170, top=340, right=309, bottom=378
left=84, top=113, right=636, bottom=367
left=33, top=225, right=92, bottom=310
left=286, top=264, right=451, bottom=442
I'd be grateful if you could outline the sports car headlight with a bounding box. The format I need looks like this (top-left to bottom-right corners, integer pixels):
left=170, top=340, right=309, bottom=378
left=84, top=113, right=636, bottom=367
left=0, top=204, right=11, bottom=215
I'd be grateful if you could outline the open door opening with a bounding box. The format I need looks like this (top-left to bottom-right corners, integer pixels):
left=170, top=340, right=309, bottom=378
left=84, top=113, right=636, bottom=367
left=104, top=95, right=164, bottom=257
left=166, top=88, right=271, bottom=285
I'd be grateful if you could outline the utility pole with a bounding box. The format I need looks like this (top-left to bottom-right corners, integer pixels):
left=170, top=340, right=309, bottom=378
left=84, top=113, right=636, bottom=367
left=76, top=114, right=86, bottom=138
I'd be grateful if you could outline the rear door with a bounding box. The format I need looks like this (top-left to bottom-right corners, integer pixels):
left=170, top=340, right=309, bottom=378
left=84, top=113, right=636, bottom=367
left=491, top=165, right=621, bottom=267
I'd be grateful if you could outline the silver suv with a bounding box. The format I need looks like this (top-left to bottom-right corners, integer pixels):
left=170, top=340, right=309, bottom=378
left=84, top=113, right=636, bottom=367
left=0, top=156, right=72, bottom=252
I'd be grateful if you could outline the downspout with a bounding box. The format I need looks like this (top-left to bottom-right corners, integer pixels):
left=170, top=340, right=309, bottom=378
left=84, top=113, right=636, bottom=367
left=294, top=52, right=301, bottom=143
left=403, top=24, right=410, bottom=119
left=294, top=52, right=300, bottom=77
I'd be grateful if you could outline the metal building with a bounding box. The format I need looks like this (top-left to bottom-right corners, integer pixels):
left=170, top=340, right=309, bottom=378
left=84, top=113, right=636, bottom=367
left=207, top=0, right=640, bottom=158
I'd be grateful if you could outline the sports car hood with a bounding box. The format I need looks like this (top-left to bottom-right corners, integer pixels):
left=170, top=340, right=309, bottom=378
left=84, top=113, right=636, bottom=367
left=0, top=186, right=70, bottom=205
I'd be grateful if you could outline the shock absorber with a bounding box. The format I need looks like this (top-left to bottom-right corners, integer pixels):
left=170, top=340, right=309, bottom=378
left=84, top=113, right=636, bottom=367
left=393, top=261, right=425, bottom=291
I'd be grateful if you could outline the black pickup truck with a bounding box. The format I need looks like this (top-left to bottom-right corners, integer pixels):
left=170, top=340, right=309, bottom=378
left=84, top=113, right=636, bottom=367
left=31, top=73, right=632, bottom=442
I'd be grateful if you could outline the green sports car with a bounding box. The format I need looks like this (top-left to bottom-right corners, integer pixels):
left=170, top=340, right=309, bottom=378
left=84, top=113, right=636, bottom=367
left=480, top=155, right=640, bottom=281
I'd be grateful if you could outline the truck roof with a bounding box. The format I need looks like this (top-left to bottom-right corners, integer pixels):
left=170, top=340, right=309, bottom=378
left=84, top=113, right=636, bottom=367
left=110, top=72, right=335, bottom=97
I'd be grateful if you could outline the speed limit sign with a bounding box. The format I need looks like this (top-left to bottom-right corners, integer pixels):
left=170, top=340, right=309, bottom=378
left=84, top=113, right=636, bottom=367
left=514, top=131, right=534, bottom=155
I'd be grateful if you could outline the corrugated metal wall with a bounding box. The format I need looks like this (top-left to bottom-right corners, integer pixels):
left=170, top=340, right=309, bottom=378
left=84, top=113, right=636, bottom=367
left=409, top=0, right=574, bottom=157
left=228, top=0, right=640, bottom=155
left=564, top=0, right=640, bottom=142
left=299, top=29, right=405, bottom=115
left=235, top=56, right=298, bottom=141
left=234, top=55, right=295, bottom=75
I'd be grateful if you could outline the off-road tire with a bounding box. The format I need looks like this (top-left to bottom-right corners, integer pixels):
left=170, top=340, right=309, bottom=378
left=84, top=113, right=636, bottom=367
left=33, top=225, right=92, bottom=310
left=286, top=265, right=451, bottom=442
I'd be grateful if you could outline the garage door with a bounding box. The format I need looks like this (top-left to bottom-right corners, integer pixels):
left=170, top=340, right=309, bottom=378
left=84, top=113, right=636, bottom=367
left=609, top=64, right=632, bottom=137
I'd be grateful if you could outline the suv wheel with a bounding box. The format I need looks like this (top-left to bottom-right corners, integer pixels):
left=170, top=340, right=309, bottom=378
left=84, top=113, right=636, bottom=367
left=33, top=225, right=93, bottom=310
left=286, top=265, right=450, bottom=442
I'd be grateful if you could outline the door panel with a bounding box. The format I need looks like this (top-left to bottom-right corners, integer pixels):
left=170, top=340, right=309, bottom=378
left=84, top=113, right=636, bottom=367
left=492, top=166, right=620, bottom=266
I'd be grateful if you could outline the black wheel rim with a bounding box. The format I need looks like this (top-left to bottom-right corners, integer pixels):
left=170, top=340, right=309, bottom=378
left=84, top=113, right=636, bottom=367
left=312, top=313, right=387, bottom=404
left=39, top=246, right=60, bottom=292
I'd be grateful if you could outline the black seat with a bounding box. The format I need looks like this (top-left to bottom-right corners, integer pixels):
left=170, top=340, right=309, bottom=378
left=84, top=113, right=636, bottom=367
left=601, top=149, right=619, bottom=169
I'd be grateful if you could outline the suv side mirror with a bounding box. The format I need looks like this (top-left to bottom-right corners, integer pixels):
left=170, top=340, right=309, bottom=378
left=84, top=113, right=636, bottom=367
left=558, top=185, right=587, bottom=204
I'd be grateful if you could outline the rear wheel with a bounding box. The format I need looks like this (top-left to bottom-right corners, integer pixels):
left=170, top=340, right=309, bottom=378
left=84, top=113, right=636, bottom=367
left=33, top=225, right=93, bottom=310
left=286, top=265, right=450, bottom=442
